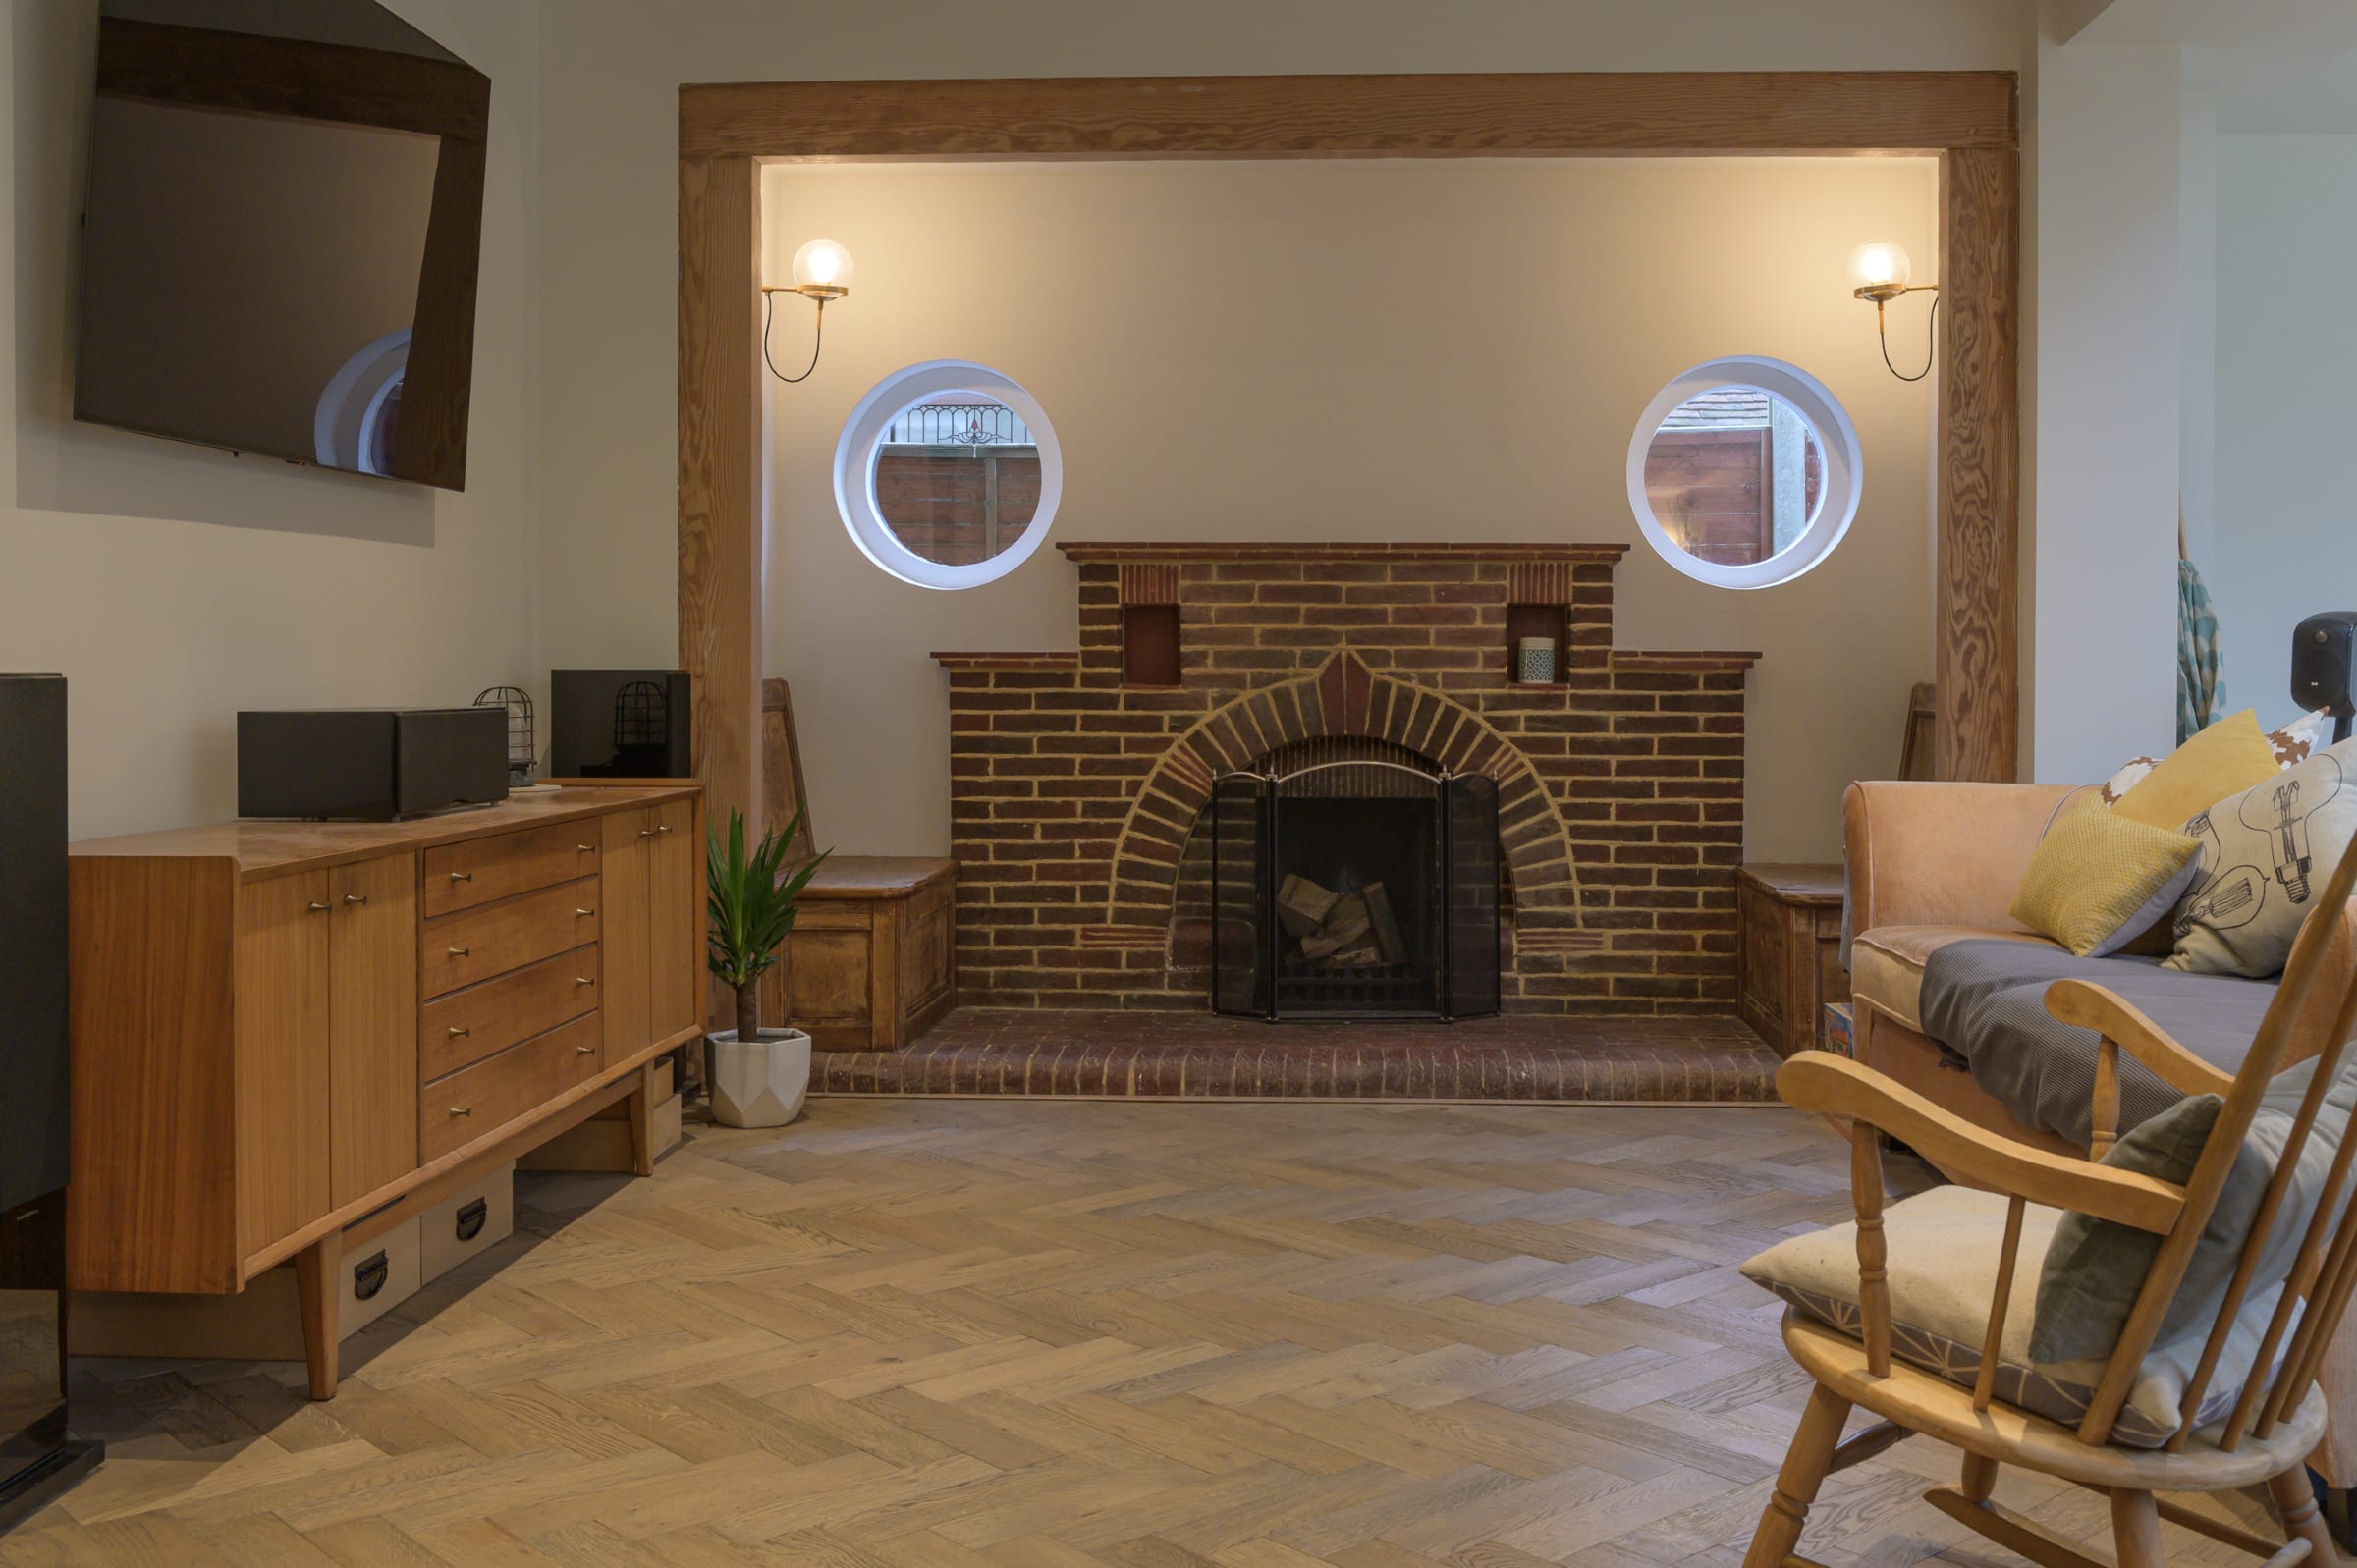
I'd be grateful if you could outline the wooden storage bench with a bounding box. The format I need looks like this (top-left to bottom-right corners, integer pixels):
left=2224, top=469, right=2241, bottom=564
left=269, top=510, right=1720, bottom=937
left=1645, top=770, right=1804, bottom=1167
left=1735, top=862, right=1850, bottom=1057
left=782, top=857, right=956, bottom=1051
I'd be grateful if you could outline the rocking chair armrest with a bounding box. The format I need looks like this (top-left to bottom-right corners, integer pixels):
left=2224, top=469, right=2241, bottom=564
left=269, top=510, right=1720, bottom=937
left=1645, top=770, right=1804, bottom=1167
left=1777, top=1053, right=2188, bottom=1234
left=2044, top=979, right=2237, bottom=1100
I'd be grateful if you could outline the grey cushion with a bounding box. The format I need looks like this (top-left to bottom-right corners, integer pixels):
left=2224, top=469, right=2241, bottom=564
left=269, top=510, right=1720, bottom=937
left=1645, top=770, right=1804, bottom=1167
left=2032, top=1092, right=2220, bottom=1363
left=2032, top=1054, right=2357, bottom=1366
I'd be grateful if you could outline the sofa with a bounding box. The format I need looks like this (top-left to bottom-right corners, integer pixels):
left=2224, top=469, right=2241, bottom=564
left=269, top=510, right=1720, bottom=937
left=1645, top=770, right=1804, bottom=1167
left=1842, top=778, right=2357, bottom=1484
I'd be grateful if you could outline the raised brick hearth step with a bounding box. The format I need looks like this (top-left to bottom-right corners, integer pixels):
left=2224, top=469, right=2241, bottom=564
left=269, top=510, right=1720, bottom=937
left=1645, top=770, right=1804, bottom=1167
left=809, top=1009, right=1777, bottom=1103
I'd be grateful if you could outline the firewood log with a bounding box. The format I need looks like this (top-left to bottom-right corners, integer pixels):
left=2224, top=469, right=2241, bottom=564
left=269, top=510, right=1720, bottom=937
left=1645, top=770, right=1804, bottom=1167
left=1277, top=874, right=1339, bottom=939
left=1361, top=882, right=1407, bottom=964
left=1299, top=893, right=1371, bottom=959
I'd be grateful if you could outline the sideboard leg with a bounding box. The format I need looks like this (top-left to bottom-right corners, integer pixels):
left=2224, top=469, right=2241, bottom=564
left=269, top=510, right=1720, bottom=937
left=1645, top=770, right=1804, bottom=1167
left=628, top=1063, right=657, bottom=1178
left=295, top=1232, right=340, bottom=1400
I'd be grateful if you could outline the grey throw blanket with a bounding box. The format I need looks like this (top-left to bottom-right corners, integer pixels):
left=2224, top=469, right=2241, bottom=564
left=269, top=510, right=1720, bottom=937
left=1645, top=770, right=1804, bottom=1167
left=1917, top=940, right=2280, bottom=1147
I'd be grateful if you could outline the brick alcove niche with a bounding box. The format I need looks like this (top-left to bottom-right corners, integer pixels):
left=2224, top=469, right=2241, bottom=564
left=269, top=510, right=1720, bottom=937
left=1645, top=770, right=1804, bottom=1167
left=935, top=543, right=1759, bottom=1018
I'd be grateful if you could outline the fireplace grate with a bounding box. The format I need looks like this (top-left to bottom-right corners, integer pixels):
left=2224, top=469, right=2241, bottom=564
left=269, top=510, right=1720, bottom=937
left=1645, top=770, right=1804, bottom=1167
left=1275, top=959, right=1424, bottom=1014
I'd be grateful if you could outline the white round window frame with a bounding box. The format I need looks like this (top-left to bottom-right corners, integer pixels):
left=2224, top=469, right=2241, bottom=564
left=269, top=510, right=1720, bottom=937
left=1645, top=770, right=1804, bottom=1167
left=1624, top=355, right=1863, bottom=591
left=834, top=359, right=1064, bottom=591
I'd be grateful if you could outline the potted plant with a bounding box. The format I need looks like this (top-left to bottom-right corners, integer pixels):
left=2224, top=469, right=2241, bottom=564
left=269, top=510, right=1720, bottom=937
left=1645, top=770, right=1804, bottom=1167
left=704, top=808, right=829, bottom=1128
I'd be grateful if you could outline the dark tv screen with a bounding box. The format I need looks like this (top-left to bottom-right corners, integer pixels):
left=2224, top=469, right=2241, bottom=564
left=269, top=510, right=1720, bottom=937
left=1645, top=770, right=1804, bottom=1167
left=73, top=0, right=490, bottom=491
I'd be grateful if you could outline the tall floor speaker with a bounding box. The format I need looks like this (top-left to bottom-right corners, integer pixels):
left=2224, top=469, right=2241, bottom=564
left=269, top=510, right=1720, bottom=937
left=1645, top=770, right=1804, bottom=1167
left=0, top=676, right=100, bottom=1533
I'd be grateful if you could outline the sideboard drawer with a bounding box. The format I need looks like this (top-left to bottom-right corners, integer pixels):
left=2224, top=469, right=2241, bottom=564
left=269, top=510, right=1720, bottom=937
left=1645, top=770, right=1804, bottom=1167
left=418, top=944, right=600, bottom=1081
left=424, top=821, right=601, bottom=918
left=421, top=878, right=602, bottom=998
left=420, top=1013, right=603, bottom=1162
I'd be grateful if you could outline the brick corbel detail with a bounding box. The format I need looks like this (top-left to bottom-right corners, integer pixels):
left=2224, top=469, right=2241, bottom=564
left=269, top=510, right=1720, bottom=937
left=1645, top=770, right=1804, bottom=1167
left=1118, top=563, right=1181, bottom=606
left=1083, top=649, right=1584, bottom=950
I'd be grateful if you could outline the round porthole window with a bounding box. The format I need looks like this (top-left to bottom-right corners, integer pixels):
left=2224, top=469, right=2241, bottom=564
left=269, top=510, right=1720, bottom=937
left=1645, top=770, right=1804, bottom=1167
left=1625, top=356, right=1862, bottom=590
left=834, top=360, right=1063, bottom=590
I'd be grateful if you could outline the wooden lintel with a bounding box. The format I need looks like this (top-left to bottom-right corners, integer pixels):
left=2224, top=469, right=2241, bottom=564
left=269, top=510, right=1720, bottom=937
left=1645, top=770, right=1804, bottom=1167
left=681, top=72, right=2017, bottom=161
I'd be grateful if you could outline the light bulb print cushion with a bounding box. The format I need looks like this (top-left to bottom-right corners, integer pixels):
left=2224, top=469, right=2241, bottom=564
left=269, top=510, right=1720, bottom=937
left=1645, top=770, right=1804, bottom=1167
left=2167, top=737, right=2357, bottom=978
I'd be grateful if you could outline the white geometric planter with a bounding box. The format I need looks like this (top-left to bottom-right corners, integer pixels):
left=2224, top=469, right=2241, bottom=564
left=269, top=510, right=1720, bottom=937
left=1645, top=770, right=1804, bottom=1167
left=706, top=1028, right=811, bottom=1129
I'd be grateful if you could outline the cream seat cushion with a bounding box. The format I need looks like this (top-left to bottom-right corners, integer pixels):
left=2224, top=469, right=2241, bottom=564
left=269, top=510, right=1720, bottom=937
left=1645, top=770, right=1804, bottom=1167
left=1743, top=1184, right=2292, bottom=1448
left=1851, top=925, right=2059, bottom=1033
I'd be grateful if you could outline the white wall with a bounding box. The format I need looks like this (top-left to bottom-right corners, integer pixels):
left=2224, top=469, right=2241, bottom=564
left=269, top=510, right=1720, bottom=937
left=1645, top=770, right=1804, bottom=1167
left=534, top=0, right=2020, bottom=860
left=765, top=157, right=1939, bottom=861
left=2179, top=82, right=2218, bottom=573
left=2021, top=17, right=2184, bottom=783
left=3, top=0, right=541, bottom=838
left=2211, top=134, right=2357, bottom=729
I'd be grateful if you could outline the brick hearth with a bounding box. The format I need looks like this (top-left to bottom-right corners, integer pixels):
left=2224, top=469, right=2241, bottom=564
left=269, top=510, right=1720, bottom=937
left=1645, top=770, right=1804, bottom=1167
left=811, top=1009, right=1778, bottom=1103
left=937, top=542, right=1756, bottom=1015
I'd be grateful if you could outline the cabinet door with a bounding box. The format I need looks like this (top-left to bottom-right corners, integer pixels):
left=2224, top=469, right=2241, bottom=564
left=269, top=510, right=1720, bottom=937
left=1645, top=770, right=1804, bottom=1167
left=236, top=871, right=332, bottom=1257
left=648, top=797, right=700, bottom=1044
left=330, top=853, right=418, bottom=1206
left=600, top=808, right=652, bottom=1066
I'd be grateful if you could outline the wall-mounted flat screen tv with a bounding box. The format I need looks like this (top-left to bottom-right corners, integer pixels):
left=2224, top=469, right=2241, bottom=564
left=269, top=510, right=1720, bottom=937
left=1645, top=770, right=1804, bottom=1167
left=73, top=0, right=490, bottom=491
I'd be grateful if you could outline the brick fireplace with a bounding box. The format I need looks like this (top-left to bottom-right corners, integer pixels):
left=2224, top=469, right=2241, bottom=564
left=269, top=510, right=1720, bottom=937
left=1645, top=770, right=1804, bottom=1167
left=935, top=542, right=1756, bottom=1016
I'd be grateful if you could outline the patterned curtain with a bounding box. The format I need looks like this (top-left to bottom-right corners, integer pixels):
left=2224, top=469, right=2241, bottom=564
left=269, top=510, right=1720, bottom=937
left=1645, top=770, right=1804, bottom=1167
left=2178, top=558, right=2227, bottom=744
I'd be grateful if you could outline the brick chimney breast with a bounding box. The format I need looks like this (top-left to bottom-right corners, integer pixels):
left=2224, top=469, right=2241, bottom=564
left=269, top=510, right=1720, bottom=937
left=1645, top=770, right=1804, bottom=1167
left=934, top=542, right=1757, bottom=1015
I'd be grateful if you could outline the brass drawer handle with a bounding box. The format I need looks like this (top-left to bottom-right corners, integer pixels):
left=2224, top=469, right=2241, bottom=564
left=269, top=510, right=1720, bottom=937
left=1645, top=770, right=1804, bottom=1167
left=576, top=843, right=594, bottom=853
left=576, top=976, right=594, bottom=986
left=576, top=1044, right=596, bottom=1055
left=447, top=1026, right=469, bottom=1038
left=576, top=906, right=595, bottom=918
left=344, top=892, right=368, bottom=906
left=448, top=871, right=472, bottom=883
left=638, top=828, right=656, bottom=838
left=655, top=824, right=672, bottom=835
left=447, top=946, right=470, bottom=957
left=449, top=1107, right=472, bottom=1118
left=306, top=900, right=330, bottom=912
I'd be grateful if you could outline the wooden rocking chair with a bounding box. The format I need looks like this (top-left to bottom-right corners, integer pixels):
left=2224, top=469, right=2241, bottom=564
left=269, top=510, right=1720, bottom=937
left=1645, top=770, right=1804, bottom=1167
left=1745, top=838, right=2357, bottom=1568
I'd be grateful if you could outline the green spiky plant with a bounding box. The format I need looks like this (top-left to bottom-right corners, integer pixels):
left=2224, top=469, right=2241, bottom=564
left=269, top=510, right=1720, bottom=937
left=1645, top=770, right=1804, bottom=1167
left=707, top=808, right=829, bottom=1043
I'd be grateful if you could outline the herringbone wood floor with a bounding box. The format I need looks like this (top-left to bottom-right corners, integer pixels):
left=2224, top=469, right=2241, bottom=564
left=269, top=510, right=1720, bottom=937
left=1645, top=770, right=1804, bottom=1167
left=4, top=1100, right=2293, bottom=1565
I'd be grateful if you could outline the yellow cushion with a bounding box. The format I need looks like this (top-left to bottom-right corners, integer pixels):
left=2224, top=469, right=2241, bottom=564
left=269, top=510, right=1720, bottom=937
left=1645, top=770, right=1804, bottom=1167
left=2009, top=795, right=2203, bottom=957
left=2112, top=710, right=2282, bottom=830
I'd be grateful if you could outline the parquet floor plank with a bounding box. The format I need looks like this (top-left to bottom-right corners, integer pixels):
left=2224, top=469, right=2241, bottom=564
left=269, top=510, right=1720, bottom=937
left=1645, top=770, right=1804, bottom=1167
left=1, top=1099, right=2283, bottom=1567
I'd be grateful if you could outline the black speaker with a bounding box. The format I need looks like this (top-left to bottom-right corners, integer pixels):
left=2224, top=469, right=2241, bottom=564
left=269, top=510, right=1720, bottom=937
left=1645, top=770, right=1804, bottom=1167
left=548, top=670, right=692, bottom=780
left=238, top=708, right=509, bottom=820
left=2292, top=613, right=2357, bottom=744
left=0, top=675, right=102, bottom=1533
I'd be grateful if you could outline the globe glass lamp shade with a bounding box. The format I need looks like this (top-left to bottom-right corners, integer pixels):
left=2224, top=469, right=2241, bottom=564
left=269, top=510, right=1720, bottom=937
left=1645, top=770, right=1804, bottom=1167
left=1847, top=241, right=1911, bottom=302
left=791, top=239, right=853, bottom=300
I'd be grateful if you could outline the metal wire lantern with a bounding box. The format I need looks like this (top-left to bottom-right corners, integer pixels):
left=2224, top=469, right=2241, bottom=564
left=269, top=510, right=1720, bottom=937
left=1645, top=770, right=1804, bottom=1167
left=473, top=686, right=536, bottom=785
left=613, top=679, right=670, bottom=751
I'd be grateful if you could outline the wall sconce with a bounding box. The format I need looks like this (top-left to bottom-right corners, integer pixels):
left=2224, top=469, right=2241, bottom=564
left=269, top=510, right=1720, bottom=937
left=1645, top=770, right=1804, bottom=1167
left=761, top=238, right=854, bottom=384
left=1848, top=241, right=1939, bottom=383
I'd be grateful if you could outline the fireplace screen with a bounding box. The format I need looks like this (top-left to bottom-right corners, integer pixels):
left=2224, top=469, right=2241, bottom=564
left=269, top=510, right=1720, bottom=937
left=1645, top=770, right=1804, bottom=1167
left=1210, top=760, right=1501, bottom=1020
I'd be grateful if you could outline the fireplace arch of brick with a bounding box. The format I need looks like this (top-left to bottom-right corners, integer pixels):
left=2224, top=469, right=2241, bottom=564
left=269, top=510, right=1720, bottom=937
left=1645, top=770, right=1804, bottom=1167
left=1091, top=650, right=1584, bottom=950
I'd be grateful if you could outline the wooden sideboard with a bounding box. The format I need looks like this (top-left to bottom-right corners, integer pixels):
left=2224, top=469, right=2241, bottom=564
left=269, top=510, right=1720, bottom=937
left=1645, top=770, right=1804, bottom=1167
left=66, top=784, right=702, bottom=1397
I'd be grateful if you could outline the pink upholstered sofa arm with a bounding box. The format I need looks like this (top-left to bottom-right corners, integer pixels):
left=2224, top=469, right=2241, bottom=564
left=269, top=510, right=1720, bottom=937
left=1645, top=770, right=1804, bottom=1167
left=1841, top=781, right=2081, bottom=956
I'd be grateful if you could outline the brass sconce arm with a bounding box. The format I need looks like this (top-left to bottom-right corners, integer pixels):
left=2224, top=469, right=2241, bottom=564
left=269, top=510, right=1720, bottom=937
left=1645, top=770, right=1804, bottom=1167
left=761, top=286, right=833, bottom=384
left=1860, top=285, right=1941, bottom=383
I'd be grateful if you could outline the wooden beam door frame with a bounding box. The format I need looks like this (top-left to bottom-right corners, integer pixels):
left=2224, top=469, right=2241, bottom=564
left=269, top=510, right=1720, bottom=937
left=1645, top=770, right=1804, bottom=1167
left=679, top=69, right=2022, bottom=853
